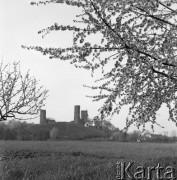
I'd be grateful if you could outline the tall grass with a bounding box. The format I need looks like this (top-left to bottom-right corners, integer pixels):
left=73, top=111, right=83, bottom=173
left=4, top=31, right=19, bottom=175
left=0, top=141, right=177, bottom=179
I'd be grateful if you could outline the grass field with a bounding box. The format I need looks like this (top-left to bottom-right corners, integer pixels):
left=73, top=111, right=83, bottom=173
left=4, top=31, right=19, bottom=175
left=0, top=141, right=177, bottom=180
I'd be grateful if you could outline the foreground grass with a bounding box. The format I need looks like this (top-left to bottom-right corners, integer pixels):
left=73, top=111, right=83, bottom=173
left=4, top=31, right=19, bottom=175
left=0, top=141, right=177, bottom=179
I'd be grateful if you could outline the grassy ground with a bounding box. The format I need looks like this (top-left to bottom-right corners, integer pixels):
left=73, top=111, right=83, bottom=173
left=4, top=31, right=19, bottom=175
left=0, top=141, right=177, bottom=179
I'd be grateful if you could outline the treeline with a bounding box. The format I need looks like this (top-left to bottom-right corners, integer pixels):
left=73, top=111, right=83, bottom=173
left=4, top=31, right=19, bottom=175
left=110, top=130, right=177, bottom=143
left=0, top=120, right=49, bottom=140
left=0, top=120, right=110, bottom=141
left=0, top=120, right=176, bottom=143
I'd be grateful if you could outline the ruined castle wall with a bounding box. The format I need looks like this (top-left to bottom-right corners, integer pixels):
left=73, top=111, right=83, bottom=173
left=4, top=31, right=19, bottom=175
left=40, top=109, right=46, bottom=124
left=74, top=105, right=80, bottom=123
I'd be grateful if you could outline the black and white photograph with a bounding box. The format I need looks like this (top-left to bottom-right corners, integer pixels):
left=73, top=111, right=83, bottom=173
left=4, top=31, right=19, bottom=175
left=0, top=0, right=177, bottom=179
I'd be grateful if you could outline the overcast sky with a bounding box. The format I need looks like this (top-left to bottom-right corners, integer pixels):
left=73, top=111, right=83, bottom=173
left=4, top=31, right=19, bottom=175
left=0, top=0, right=177, bottom=135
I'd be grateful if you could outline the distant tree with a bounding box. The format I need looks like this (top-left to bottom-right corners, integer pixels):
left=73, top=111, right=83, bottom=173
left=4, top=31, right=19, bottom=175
left=0, top=123, right=6, bottom=139
left=112, top=127, right=120, bottom=132
left=93, top=116, right=102, bottom=129
left=4, top=120, right=32, bottom=140
left=111, top=131, right=120, bottom=141
left=37, top=129, right=50, bottom=140
left=171, top=130, right=176, bottom=137
left=2, top=127, right=15, bottom=140
left=171, top=130, right=177, bottom=141
left=0, top=61, right=48, bottom=121
left=26, top=0, right=177, bottom=130
left=102, top=120, right=116, bottom=130
left=110, top=130, right=127, bottom=141
left=6, top=119, right=21, bottom=129
left=118, top=131, right=127, bottom=142
left=128, top=130, right=140, bottom=142
left=50, top=127, right=59, bottom=140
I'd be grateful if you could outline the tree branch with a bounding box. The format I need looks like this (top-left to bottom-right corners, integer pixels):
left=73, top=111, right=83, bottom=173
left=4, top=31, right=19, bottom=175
left=151, top=66, right=177, bottom=81
left=162, top=62, right=176, bottom=67
left=90, top=1, right=161, bottom=64
left=159, top=1, right=177, bottom=15
left=133, top=6, right=177, bottom=28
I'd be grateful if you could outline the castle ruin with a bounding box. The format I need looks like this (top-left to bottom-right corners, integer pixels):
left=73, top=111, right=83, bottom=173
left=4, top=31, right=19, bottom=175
left=74, top=105, right=88, bottom=125
left=74, top=105, right=80, bottom=123
left=40, top=109, right=56, bottom=124
left=40, top=105, right=88, bottom=125
left=81, top=110, right=88, bottom=123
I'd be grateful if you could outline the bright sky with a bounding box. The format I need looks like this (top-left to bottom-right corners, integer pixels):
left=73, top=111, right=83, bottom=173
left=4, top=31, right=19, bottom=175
left=0, top=0, right=177, bottom=135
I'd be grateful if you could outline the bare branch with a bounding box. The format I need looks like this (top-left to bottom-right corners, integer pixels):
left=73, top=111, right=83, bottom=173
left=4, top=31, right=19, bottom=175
left=0, top=61, right=48, bottom=121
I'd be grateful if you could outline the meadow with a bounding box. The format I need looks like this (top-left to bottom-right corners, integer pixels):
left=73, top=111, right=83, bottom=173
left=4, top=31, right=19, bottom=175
left=0, top=140, right=177, bottom=180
